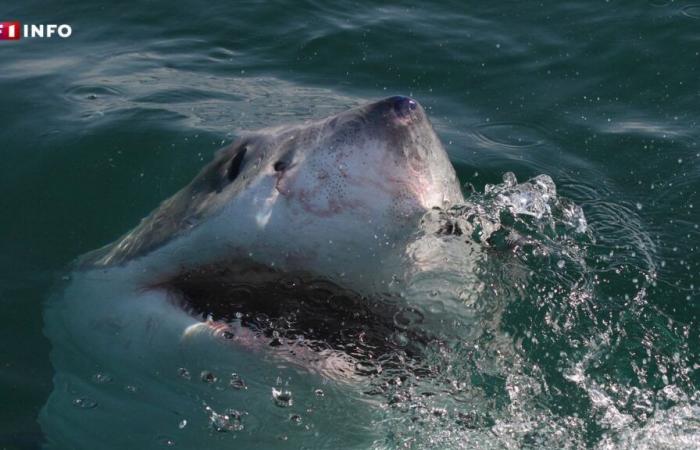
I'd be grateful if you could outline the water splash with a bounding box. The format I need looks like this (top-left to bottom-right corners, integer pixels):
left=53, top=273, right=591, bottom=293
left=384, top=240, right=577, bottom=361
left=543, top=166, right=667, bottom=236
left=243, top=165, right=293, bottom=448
left=205, top=405, right=244, bottom=432
left=272, top=387, right=294, bottom=408
left=367, top=172, right=697, bottom=448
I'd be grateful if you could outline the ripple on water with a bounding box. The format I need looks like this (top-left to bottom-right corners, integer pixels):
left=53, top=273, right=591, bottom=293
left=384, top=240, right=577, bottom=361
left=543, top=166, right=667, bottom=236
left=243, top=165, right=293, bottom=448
left=64, top=57, right=365, bottom=131
left=648, top=0, right=673, bottom=6
left=471, top=121, right=548, bottom=149
left=65, top=84, right=123, bottom=101
left=681, top=4, right=700, bottom=18
left=392, top=307, right=424, bottom=330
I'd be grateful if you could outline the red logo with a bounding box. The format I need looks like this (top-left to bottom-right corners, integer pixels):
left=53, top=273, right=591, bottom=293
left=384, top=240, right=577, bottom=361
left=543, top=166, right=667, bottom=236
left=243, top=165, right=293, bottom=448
left=0, top=22, right=21, bottom=40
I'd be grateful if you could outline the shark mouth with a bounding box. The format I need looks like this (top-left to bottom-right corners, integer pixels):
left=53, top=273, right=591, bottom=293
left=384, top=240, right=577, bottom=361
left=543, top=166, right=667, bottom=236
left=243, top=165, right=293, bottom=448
left=160, top=260, right=430, bottom=380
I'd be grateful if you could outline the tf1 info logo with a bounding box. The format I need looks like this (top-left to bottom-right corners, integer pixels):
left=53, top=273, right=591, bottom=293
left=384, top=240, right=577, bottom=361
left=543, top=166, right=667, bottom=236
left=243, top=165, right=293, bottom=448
left=0, top=22, right=73, bottom=40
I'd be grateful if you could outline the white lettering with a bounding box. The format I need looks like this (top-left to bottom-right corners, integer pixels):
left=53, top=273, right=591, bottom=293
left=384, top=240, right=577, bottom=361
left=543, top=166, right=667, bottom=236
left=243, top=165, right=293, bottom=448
left=46, top=24, right=57, bottom=38
left=30, top=24, right=43, bottom=38
left=19, top=23, right=73, bottom=39
left=57, top=24, right=71, bottom=38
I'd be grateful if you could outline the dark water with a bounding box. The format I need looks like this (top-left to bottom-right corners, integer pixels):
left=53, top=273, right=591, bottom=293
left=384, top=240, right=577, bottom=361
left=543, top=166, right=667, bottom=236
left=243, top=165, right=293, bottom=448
left=1, top=0, right=699, bottom=448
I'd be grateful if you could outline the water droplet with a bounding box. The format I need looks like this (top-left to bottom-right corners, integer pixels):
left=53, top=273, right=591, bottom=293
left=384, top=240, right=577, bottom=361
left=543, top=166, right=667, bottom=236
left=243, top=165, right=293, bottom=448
left=432, top=407, right=448, bottom=417
left=178, top=419, right=187, bottom=429
left=557, top=260, right=566, bottom=269
left=290, top=414, right=302, bottom=425
left=636, top=202, right=643, bottom=210
left=502, top=172, right=518, bottom=187
left=269, top=330, right=283, bottom=347
left=229, top=373, right=247, bottom=390
left=156, top=436, right=176, bottom=447
left=473, top=122, right=546, bottom=148
left=92, top=373, right=112, bottom=384
left=682, top=5, right=700, bottom=19
left=72, top=397, right=98, bottom=409
left=200, top=371, right=218, bottom=383
left=272, top=387, right=293, bottom=407
left=314, top=388, right=325, bottom=397
left=124, top=385, right=138, bottom=393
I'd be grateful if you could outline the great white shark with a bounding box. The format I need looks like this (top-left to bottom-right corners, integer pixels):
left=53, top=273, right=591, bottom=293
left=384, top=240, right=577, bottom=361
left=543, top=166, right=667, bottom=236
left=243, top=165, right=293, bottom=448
left=41, top=96, right=471, bottom=449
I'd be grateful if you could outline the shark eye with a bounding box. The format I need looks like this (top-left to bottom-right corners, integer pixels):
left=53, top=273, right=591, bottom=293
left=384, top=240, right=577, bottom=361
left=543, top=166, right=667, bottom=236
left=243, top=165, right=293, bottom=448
left=227, top=146, right=247, bottom=181
left=273, top=160, right=288, bottom=172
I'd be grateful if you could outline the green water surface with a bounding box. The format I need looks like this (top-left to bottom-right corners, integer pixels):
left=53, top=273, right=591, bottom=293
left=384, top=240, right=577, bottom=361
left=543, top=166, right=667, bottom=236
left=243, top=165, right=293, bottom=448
left=1, top=1, right=698, bottom=448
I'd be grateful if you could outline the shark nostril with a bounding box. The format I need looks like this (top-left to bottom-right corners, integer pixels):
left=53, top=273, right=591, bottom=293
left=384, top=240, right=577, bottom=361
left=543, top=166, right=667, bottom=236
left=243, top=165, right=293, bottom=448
left=390, top=96, right=417, bottom=118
